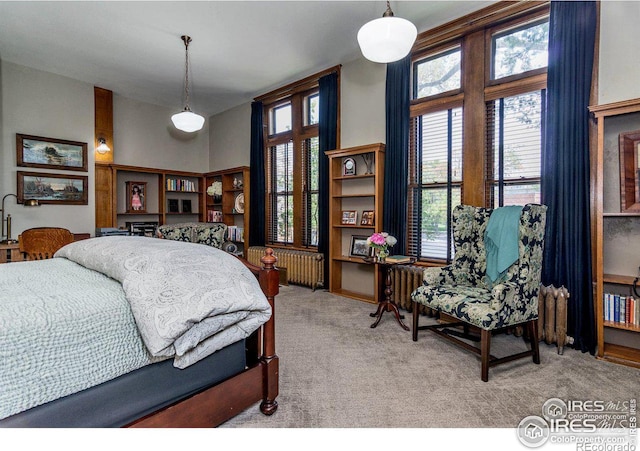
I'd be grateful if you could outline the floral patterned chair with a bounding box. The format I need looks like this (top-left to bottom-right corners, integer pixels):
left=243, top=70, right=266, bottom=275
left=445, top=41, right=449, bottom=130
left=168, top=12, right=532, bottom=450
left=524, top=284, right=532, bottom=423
left=410, top=204, right=547, bottom=382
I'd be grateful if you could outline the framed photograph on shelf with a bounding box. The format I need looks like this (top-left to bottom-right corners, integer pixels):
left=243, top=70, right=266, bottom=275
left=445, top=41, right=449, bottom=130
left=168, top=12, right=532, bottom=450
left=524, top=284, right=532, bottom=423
left=341, top=210, right=357, bottom=225
left=350, top=235, right=372, bottom=258
left=167, top=199, right=179, bottom=213
left=361, top=210, right=375, bottom=226
left=17, top=171, right=88, bottom=205
left=126, top=181, right=147, bottom=213
left=182, top=199, right=192, bottom=213
left=17, top=134, right=88, bottom=172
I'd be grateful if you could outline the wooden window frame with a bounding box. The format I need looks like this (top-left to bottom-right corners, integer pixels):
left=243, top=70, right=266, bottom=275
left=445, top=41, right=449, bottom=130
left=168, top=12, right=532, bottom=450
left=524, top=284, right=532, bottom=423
left=257, top=66, right=341, bottom=250
left=408, top=1, right=549, bottom=262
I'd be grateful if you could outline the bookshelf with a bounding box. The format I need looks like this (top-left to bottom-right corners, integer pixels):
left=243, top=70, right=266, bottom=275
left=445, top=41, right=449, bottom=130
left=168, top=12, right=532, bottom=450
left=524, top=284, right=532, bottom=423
left=590, top=98, right=640, bottom=368
left=326, top=143, right=384, bottom=304
left=204, top=166, right=250, bottom=255
left=94, top=163, right=204, bottom=231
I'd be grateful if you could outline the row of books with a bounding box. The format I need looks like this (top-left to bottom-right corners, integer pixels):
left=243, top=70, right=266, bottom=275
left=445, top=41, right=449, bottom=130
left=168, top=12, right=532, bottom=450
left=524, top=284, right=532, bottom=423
left=227, top=226, right=244, bottom=242
left=207, top=209, right=223, bottom=222
left=166, top=178, right=197, bottom=192
left=603, top=293, right=640, bottom=325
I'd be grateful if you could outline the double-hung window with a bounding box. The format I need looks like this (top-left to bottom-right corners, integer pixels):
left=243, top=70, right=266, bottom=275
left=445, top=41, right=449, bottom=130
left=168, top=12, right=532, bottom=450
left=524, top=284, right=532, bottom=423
left=408, top=4, right=549, bottom=262
left=261, top=73, right=332, bottom=249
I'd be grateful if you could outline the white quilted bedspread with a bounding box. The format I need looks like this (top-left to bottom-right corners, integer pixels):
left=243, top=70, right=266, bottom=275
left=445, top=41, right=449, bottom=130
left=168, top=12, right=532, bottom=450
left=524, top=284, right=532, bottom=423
left=0, top=236, right=271, bottom=420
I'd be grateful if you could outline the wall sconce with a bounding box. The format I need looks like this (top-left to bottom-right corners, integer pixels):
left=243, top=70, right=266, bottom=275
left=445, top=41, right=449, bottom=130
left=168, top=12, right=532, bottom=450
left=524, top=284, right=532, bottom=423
left=1, top=194, right=40, bottom=244
left=96, top=137, right=111, bottom=154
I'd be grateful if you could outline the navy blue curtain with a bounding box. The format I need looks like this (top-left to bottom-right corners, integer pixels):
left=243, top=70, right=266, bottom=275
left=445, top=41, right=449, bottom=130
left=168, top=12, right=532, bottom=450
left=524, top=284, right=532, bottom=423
left=541, top=1, right=597, bottom=354
left=383, top=55, right=411, bottom=253
left=249, top=101, right=266, bottom=247
left=318, top=73, right=338, bottom=283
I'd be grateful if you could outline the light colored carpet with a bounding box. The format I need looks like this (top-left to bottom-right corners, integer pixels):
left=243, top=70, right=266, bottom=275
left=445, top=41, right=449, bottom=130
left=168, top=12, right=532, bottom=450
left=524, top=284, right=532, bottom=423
left=222, top=285, right=639, bottom=429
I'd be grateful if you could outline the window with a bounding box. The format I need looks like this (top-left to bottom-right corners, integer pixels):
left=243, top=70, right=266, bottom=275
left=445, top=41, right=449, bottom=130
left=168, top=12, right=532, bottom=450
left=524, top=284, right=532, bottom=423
left=491, top=19, right=549, bottom=80
left=486, top=90, right=545, bottom=207
left=259, top=67, right=339, bottom=249
left=413, top=47, right=462, bottom=99
left=408, top=5, right=549, bottom=262
left=409, top=108, right=462, bottom=260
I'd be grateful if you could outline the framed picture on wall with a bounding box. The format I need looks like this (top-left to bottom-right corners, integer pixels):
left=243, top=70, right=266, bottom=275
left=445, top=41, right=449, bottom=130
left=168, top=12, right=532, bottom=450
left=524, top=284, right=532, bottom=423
left=126, top=181, right=147, bottom=213
left=17, top=171, right=88, bottom=205
left=341, top=210, right=357, bottom=225
left=16, top=134, right=88, bottom=172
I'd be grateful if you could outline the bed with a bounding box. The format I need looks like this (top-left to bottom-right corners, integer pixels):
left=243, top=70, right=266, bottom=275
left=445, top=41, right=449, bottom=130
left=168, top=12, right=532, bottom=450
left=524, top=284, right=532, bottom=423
left=0, top=236, right=279, bottom=427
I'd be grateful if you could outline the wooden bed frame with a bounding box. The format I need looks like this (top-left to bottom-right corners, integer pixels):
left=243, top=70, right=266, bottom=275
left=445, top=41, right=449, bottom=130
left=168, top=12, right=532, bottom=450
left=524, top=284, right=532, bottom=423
left=126, top=248, right=280, bottom=428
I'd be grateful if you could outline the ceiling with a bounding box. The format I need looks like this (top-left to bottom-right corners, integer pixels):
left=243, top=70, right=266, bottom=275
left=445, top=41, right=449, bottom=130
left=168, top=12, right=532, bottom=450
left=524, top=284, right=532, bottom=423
left=0, top=1, right=494, bottom=117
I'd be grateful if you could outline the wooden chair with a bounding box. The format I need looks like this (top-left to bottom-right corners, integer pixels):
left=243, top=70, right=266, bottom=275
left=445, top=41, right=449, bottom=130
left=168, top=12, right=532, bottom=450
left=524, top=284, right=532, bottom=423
left=19, top=227, right=74, bottom=260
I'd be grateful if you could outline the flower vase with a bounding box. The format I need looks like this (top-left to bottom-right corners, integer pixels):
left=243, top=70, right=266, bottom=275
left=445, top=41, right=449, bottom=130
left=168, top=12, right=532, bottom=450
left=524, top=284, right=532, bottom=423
left=213, top=195, right=222, bottom=204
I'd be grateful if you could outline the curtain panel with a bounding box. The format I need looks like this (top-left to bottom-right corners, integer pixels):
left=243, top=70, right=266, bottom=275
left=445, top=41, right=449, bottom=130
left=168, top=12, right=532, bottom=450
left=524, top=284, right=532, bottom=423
left=541, top=1, right=597, bottom=353
left=318, top=73, right=338, bottom=280
left=249, top=101, right=266, bottom=247
left=383, top=55, right=411, bottom=253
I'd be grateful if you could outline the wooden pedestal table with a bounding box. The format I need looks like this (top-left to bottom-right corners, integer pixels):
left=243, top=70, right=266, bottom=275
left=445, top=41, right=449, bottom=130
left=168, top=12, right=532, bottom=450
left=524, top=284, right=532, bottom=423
left=362, top=257, right=416, bottom=331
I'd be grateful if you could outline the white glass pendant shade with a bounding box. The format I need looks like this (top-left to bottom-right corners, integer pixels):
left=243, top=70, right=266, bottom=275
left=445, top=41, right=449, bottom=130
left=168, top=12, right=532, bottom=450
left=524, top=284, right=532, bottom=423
left=357, top=16, right=417, bottom=63
left=171, top=109, right=205, bottom=133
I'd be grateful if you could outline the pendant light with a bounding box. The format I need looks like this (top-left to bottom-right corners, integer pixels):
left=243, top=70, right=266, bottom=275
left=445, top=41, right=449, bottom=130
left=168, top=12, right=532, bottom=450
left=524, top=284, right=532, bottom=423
left=171, top=35, right=205, bottom=133
left=357, top=1, right=417, bottom=64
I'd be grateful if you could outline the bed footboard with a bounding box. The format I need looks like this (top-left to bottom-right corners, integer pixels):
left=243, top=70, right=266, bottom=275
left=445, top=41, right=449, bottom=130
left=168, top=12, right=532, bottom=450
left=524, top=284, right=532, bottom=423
left=127, top=248, right=280, bottom=428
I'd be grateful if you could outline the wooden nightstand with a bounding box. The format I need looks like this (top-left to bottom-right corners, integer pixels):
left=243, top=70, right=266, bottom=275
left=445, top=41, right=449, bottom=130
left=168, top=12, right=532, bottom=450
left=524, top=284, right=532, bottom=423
left=0, top=243, right=26, bottom=263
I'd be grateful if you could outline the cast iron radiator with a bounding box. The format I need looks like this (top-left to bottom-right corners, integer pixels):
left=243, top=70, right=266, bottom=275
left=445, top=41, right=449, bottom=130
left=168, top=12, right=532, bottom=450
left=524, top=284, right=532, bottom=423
left=247, top=246, right=324, bottom=290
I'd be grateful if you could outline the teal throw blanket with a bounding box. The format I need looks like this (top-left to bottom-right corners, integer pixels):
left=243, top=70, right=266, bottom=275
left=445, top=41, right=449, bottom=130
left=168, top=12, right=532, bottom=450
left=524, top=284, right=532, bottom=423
left=485, top=205, right=522, bottom=283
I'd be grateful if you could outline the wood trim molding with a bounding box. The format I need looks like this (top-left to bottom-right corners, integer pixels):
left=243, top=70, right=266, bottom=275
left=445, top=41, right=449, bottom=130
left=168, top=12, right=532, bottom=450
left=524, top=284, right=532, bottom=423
left=254, top=65, right=341, bottom=105
left=412, top=1, right=550, bottom=52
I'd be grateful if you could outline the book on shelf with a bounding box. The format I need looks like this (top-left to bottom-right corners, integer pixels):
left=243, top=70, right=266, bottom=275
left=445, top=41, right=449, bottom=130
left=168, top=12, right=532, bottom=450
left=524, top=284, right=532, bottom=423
left=385, top=255, right=413, bottom=264
left=603, top=292, right=639, bottom=326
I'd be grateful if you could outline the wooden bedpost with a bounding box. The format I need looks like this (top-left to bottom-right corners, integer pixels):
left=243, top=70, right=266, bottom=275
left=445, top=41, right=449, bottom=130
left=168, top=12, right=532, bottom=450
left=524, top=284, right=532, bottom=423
left=258, top=248, right=279, bottom=415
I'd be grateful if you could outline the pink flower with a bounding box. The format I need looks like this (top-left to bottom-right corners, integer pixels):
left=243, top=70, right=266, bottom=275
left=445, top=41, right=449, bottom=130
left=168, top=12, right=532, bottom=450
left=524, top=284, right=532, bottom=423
left=369, top=232, right=386, bottom=246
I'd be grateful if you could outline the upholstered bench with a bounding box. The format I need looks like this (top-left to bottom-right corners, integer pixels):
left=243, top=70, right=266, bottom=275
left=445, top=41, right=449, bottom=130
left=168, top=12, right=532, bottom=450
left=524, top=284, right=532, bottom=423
left=156, top=222, right=228, bottom=249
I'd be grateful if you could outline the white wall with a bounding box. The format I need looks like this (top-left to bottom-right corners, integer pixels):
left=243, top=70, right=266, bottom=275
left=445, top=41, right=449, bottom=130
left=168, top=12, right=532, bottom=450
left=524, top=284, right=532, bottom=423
left=208, top=102, right=251, bottom=170
left=114, top=95, right=209, bottom=172
left=340, top=57, right=386, bottom=148
left=0, top=61, right=95, bottom=237
left=598, top=2, right=640, bottom=104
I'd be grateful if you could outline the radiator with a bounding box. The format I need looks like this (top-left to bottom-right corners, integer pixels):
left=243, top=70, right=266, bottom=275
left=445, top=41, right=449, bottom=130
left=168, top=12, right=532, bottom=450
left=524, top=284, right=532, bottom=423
left=247, top=246, right=324, bottom=290
left=538, top=284, right=573, bottom=355
left=391, top=265, right=429, bottom=313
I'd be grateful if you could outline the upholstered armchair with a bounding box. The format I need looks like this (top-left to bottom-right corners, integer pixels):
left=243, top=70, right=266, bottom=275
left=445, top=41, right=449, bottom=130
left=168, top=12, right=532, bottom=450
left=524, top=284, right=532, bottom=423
left=411, top=204, right=547, bottom=381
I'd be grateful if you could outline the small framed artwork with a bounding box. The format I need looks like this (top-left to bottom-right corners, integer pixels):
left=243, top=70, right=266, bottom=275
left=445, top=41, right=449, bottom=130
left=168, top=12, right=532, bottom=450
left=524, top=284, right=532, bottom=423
left=17, top=171, right=88, bottom=205
left=168, top=199, right=179, bottom=213
left=182, top=199, right=192, bottom=213
left=361, top=210, right=375, bottom=226
left=350, top=235, right=372, bottom=257
left=17, top=134, right=88, bottom=172
left=341, top=210, right=357, bottom=225
left=343, top=157, right=356, bottom=176
left=126, top=181, right=147, bottom=213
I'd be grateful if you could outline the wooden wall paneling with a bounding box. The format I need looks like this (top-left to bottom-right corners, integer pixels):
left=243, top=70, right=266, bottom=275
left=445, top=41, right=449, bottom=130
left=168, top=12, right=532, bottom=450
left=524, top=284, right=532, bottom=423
left=461, top=29, right=486, bottom=206
left=94, top=87, right=114, bottom=164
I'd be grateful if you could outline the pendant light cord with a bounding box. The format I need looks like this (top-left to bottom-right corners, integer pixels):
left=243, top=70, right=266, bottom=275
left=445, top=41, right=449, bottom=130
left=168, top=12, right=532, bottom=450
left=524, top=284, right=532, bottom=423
left=182, top=35, right=192, bottom=112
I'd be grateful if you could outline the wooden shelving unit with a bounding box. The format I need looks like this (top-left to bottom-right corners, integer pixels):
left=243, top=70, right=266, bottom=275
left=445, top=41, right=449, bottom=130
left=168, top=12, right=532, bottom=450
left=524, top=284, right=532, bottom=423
left=204, top=166, right=250, bottom=255
left=590, top=98, right=640, bottom=369
left=95, top=163, right=204, bottom=231
left=326, top=143, right=384, bottom=304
